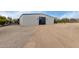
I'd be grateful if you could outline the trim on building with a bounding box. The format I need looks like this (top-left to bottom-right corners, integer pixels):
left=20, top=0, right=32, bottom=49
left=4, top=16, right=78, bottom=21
left=19, top=13, right=53, bottom=20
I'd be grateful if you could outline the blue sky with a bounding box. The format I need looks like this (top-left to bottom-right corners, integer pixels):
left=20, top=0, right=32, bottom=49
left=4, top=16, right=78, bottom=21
left=0, top=11, right=79, bottom=19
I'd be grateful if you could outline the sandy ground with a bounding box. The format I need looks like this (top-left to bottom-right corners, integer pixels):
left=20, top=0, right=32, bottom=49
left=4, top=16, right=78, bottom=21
left=24, top=23, right=79, bottom=48
left=0, top=25, right=36, bottom=48
left=0, top=23, right=79, bottom=48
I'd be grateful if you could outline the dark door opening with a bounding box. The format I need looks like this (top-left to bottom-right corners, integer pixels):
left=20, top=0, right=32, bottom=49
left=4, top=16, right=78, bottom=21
left=39, top=17, right=46, bottom=25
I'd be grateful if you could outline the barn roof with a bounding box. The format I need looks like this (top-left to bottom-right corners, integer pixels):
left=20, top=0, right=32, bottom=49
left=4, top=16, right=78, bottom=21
left=19, top=13, right=54, bottom=19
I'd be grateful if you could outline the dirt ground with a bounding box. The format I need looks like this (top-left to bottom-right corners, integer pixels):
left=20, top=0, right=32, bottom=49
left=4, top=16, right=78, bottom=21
left=0, top=23, right=79, bottom=48
left=0, top=25, right=36, bottom=48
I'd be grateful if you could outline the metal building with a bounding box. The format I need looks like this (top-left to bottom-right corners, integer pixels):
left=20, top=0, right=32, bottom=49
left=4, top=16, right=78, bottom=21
left=19, top=13, right=54, bottom=26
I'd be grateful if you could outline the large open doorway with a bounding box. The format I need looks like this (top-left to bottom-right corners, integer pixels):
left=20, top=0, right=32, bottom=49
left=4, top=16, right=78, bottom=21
left=39, top=17, right=46, bottom=25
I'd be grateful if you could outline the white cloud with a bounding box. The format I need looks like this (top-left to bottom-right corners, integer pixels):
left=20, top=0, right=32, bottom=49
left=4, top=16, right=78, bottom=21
left=60, top=11, right=79, bottom=19
left=14, top=11, right=32, bottom=18
left=16, top=11, right=43, bottom=18
left=0, top=11, right=32, bottom=18
left=3, top=11, right=79, bottom=19
left=0, top=11, right=43, bottom=19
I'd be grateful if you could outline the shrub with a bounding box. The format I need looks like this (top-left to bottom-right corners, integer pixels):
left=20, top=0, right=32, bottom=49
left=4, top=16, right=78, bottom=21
left=0, top=19, right=7, bottom=26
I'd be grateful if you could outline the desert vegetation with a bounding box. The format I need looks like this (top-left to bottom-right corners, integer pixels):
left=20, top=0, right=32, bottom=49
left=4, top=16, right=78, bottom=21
left=54, top=17, right=79, bottom=23
left=0, top=16, right=19, bottom=26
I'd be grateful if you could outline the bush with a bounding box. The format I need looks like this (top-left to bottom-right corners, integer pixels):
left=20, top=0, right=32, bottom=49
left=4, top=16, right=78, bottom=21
left=54, top=18, right=70, bottom=23
left=0, top=16, right=19, bottom=26
left=0, top=19, right=7, bottom=26
left=12, top=19, right=19, bottom=24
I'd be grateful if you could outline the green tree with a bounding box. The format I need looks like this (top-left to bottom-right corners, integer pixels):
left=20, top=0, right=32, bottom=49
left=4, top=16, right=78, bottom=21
left=0, top=16, right=6, bottom=19
left=0, top=16, right=7, bottom=26
left=61, top=18, right=69, bottom=23
left=12, top=18, right=19, bottom=24
left=7, top=17, right=13, bottom=24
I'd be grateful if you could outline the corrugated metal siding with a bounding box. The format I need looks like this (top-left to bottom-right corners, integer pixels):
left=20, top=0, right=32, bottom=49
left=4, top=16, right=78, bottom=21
left=20, top=14, right=54, bottom=26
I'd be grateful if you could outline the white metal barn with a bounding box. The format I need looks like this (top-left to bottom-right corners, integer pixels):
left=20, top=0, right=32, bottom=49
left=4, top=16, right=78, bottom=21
left=19, top=13, right=54, bottom=26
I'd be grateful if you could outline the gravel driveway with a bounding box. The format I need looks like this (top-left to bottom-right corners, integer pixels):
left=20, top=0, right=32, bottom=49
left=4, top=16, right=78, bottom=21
left=24, top=23, right=79, bottom=48
left=1, top=23, right=79, bottom=48
left=0, top=25, right=36, bottom=48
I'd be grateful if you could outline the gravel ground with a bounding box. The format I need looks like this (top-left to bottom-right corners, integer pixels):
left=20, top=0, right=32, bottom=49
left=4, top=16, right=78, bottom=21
left=24, top=23, right=79, bottom=48
left=0, top=25, right=37, bottom=48
left=1, top=23, right=79, bottom=48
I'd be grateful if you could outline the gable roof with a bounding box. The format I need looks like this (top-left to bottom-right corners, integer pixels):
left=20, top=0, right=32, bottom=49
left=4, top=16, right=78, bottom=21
left=19, top=13, right=54, bottom=19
